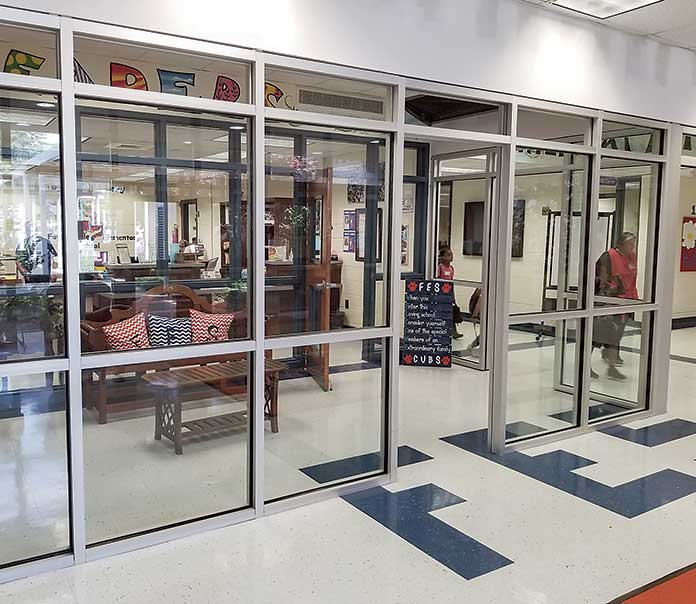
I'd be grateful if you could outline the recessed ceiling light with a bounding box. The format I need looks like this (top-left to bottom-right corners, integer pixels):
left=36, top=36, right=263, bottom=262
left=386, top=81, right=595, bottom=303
left=229, top=125, right=244, bottom=130
left=311, top=151, right=323, bottom=155
left=183, top=140, right=192, bottom=145
left=551, top=0, right=664, bottom=19
left=36, top=102, right=56, bottom=108
left=369, top=139, right=382, bottom=144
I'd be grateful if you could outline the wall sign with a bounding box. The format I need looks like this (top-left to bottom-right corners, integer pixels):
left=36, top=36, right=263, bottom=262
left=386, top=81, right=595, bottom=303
left=401, top=280, right=453, bottom=368
left=681, top=216, right=696, bottom=272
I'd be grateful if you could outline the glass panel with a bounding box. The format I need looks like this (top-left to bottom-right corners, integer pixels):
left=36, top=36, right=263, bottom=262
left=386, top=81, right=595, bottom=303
left=166, top=122, right=246, bottom=163
left=404, top=146, right=418, bottom=177
left=595, top=157, right=659, bottom=308
left=0, top=23, right=58, bottom=78
left=265, top=122, right=391, bottom=336
left=77, top=100, right=250, bottom=353
left=511, top=149, right=589, bottom=315
left=265, top=66, right=392, bottom=120
left=517, top=108, right=590, bottom=145
left=0, top=92, right=64, bottom=362
left=449, top=180, right=487, bottom=282
left=82, top=354, right=250, bottom=544
left=506, top=318, right=580, bottom=442
left=401, top=183, right=416, bottom=272
left=602, top=121, right=663, bottom=154
left=80, top=114, right=156, bottom=158
left=451, top=283, right=484, bottom=364
left=682, top=134, right=696, bottom=158
left=74, top=36, right=250, bottom=103
left=264, top=338, right=385, bottom=501
left=0, top=371, right=69, bottom=566
left=405, top=90, right=502, bottom=134
left=589, top=310, right=651, bottom=421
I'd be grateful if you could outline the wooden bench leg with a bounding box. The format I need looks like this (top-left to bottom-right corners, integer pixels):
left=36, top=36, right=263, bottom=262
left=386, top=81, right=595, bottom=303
left=155, top=389, right=183, bottom=454
left=264, top=373, right=280, bottom=433
left=97, top=369, right=108, bottom=424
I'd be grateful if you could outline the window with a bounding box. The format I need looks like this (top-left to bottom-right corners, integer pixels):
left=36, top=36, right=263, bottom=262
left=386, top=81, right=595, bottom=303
left=405, top=90, right=502, bottom=134
left=602, top=121, right=663, bottom=155
left=0, top=23, right=58, bottom=79
left=511, top=148, right=590, bottom=315
left=517, top=108, right=592, bottom=145
left=82, top=354, right=251, bottom=544
left=265, top=67, right=392, bottom=120
left=265, top=122, right=392, bottom=336
left=73, top=37, right=250, bottom=103
left=77, top=100, right=251, bottom=353
left=0, top=91, right=64, bottom=362
left=264, top=338, right=386, bottom=501
left=0, top=371, right=69, bottom=565
left=595, top=157, right=660, bottom=308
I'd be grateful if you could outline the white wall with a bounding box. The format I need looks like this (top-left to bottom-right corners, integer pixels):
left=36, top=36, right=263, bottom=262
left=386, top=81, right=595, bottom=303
left=7, top=0, right=696, bottom=125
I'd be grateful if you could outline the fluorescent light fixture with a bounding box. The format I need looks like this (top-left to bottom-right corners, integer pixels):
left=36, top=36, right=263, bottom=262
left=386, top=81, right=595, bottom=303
left=36, top=102, right=56, bottom=108
left=552, top=0, right=664, bottom=19
left=15, top=122, right=30, bottom=127
left=229, top=125, right=244, bottom=130
left=183, top=140, right=192, bottom=145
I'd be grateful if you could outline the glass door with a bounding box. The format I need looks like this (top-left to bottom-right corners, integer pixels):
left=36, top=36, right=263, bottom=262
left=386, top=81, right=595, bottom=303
left=433, top=147, right=499, bottom=369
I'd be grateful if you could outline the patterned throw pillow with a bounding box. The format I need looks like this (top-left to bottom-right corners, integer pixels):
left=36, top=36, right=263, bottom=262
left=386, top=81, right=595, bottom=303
left=147, top=315, right=192, bottom=347
left=102, top=312, right=150, bottom=350
left=190, top=309, right=236, bottom=343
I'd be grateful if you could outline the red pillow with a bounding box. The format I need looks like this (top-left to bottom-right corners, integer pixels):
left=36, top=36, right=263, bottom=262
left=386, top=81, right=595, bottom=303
left=102, top=312, right=151, bottom=350
left=190, top=309, right=236, bottom=343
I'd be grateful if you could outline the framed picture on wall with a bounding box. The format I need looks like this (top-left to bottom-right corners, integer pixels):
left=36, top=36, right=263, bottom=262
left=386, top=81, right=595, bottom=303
left=460, top=199, right=525, bottom=257
left=355, top=207, right=382, bottom=263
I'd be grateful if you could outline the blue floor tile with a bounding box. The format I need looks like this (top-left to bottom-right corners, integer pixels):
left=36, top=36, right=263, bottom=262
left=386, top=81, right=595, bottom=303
left=343, top=484, right=513, bottom=580
left=600, top=418, right=696, bottom=447
left=441, top=428, right=696, bottom=518
left=300, top=445, right=433, bottom=484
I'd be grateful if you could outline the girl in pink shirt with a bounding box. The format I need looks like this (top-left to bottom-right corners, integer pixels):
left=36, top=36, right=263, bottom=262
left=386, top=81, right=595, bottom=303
left=437, top=247, right=462, bottom=339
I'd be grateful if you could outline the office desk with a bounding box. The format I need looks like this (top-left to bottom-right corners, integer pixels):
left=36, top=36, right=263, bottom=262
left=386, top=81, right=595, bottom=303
left=105, top=263, right=205, bottom=281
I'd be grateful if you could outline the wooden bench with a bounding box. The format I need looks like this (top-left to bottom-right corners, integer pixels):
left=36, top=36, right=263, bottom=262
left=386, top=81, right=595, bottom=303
left=80, top=284, right=247, bottom=424
left=143, top=358, right=288, bottom=455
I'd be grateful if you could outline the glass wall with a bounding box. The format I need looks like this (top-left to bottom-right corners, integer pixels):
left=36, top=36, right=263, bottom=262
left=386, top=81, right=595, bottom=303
left=264, top=338, right=386, bottom=501
left=0, top=371, right=69, bottom=567
left=511, top=148, right=590, bottom=315
left=0, top=91, right=64, bottom=362
left=595, top=158, right=660, bottom=308
left=506, top=318, right=580, bottom=440
left=77, top=100, right=251, bottom=353
left=265, top=122, right=391, bottom=337
left=0, top=13, right=676, bottom=576
left=82, top=354, right=251, bottom=544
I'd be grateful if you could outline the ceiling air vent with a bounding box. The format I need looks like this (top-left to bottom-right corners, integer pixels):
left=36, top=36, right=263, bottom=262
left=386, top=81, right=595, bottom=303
left=298, top=89, right=384, bottom=115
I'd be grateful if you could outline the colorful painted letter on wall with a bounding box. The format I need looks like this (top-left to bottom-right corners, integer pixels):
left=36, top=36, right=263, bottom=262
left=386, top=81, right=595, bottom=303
left=73, top=58, right=94, bottom=84
left=4, top=49, right=45, bottom=75
left=157, top=69, right=195, bottom=95
left=110, top=62, right=148, bottom=90
left=213, top=75, right=240, bottom=102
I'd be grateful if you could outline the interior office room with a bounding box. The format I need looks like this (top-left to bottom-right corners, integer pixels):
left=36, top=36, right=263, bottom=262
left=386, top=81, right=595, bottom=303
left=0, top=1, right=696, bottom=604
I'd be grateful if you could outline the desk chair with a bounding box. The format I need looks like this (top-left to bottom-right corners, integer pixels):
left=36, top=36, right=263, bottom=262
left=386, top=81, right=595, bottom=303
left=204, top=257, right=219, bottom=278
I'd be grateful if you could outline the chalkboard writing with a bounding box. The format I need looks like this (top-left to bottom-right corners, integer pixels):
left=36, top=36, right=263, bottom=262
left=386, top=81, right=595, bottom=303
left=401, top=279, right=453, bottom=368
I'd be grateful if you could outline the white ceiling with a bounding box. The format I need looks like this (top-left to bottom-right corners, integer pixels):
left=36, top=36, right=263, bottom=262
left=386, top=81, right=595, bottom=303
left=521, top=0, right=696, bottom=52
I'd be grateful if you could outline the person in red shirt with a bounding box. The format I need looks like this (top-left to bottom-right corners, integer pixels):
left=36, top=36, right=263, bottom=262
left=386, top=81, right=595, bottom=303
left=437, top=247, right=463, bottom=339
left=592, top=232, right=638, bottom=381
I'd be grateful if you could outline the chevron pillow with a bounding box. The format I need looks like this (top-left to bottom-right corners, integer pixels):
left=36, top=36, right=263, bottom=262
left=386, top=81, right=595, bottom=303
left=147, top=315, right=192, bottom=347
left=102, top=312, right=150, bottom=350
left=190, top=308, right=236, bottom=343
